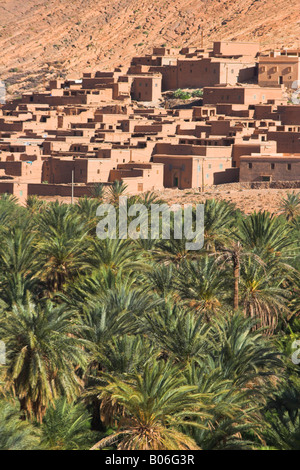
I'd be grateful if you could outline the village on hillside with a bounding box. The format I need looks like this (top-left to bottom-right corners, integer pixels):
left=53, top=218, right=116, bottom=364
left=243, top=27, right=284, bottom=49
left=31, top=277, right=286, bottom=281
left=0, top=40, right=300, bottom=203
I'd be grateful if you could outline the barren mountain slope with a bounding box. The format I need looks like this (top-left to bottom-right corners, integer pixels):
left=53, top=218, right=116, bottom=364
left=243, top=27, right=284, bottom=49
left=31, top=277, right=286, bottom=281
left=0, top=0, right=299, bottom=96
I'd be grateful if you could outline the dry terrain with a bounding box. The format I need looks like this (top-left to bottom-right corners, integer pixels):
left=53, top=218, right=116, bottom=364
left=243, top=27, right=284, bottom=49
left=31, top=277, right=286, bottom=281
left=0, top=0, right=299, bottom=97
left=38, top=187, right=300, bottom=216
left=154, top=187, right=300, bottom=215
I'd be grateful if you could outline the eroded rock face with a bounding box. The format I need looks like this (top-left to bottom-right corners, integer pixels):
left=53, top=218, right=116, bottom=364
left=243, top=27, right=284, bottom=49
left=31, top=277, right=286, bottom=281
left=0, top=0, right=299, bottom=98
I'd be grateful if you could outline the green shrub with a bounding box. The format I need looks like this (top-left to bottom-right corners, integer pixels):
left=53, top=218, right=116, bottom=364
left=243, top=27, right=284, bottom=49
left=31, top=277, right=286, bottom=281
left=191, top=89, right=203, bottom=98
left=173, top=89, right=191, bottom=100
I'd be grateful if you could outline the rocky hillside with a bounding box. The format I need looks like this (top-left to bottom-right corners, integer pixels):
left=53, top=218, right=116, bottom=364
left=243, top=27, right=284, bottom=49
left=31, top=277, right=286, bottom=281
left=0, top=0, right=299, bottom=97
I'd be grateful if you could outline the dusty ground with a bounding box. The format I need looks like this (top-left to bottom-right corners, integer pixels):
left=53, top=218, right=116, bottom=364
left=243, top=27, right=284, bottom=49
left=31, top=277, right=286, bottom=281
left=154, top=187, right=300, bottom=215
left=38, top=186, right=300, bottom=216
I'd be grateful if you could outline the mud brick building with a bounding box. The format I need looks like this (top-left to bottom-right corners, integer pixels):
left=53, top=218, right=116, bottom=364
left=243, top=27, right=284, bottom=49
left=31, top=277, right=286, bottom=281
left=0, top=40, right=299, bottom=202
left=240, top=153, right=300, bottom=182
left=258, top=49, right=300, bottom=88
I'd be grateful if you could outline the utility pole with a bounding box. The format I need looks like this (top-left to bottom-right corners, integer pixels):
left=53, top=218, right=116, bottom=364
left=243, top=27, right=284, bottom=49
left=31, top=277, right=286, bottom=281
left=201, top=158, right=205, bottom=192
left=71, top=169, right=74, bottom=204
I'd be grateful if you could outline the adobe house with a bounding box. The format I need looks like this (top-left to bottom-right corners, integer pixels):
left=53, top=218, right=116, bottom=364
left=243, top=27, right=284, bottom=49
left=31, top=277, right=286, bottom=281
left=266, top=130, right=300, bottom=154
left=0, top=180, right=28, bottom=204
left=153, top=143, right=233, bottom=188
left=258, top=50, right=300, bottom=88
left=211, top=41, right=260, bottom=58
left=203, top=85, right=285, bottom=105
left=240, top=153, right=300, bottom=182
left=109, top=162, right=164, bottom=192
left=276, top=105, right=300, bottom=125
left=1, top=42, right=300, bottom=199
left=0, top=160, right=43, bottom=182
left=232, top=140, right=277, bottom=167
left=177, top=57, right=256, bottom=89
left=131, top=75, right=162, bottom=101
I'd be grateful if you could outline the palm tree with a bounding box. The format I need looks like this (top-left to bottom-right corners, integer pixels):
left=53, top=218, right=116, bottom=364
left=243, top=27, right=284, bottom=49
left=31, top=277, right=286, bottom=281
left=216, top=211, right=294, bottom=312
left=26, top=195, right=47, bottom=215
left=75, top=196, right=101, bottom=233
left=142, top=303, right=211, bottom=364
left=82, top=276, right=160, bottom=345
left=90, top=361, right=210, bottom=450
left=89, top=183, right=105, bottom=201
left=0, top=224, right=40, bottom=305
left=89, top=237, right=146, bottom=275
left=184, top=364, right=261, bottom=450
left=208, top=313, right=283, bottom=389
left=214, top=240, right=264, bottom=312
left=176, top=257, right=227, bottom=318
left=203, top=199, right=238, bottom=252
left=0, top=299, right=89, bottom=422
left=279, top=191, right=300, bottom=222
left=136, top=191, right=166, bottom=208
left=39, top=397, right=95, bottom=450
left=85, top=335, right=154, bottom=428
left=108, top=180, right=128, bottom=206
left=262, top=410, right=300, bottom=450
left=262, top=378, right=300, bottom=450
left=35, top=201, right=91, bottom=292
left=0, top=399, right=40, bottom=450
left=240, top=259, right=290, bottom=331
left=144, top=264, right=176, bottom=298
left=238, top=210, right=295, bottom=263
left=0, top=193, right=25, bottom=228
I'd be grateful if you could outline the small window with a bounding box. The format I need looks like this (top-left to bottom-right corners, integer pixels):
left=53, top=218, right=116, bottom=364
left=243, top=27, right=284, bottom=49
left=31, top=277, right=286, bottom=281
left=287, top=164, right=292, bottom=170
left=248, top=163, right=253, bottom=169
left=271, top=163, right=275, bottom=170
